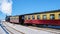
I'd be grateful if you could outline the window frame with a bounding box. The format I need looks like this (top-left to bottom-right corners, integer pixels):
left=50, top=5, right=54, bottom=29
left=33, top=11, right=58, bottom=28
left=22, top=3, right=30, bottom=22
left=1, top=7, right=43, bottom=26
left=37, top=15, right=40, bottom=19
left=24, top=16, right=27, bottom=20
left=59, top=14, right=60, bottom=19
left=28, top=15, right=30, bottom=20
left=43, top=15, right=47, bottom=20
left=50, top=14, right=55, bottom=20
left=32, top=15, right=35, bottom=20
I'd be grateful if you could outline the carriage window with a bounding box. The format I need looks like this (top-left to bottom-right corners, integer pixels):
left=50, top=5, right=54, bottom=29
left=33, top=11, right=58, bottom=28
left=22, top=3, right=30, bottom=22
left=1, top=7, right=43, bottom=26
left=32, top=15, right=35, bottom=19
left=25, top=17, right=26, bottom=19
left=24, top=16, right=27, bottom=20
left=43, top=15, right=47, bottom=20
left=59, top=14, right=60, bottom=19
left=22, top=16, right=24, bottom=19
left=37, top=15, right=40, bottom=19
left=50, top=14, right=55, bottom=20
left=28, top=16, right=30, bottom=19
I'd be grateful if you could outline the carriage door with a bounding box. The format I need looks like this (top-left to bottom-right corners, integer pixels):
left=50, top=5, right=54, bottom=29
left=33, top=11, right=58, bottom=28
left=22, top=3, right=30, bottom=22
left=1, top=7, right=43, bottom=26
left=21, top=15, right=24, bottom=24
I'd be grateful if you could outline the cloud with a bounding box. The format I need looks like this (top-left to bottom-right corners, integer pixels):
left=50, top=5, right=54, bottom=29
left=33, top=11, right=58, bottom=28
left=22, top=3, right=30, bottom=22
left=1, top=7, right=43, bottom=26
left=0, top=0, right=12, bottom=15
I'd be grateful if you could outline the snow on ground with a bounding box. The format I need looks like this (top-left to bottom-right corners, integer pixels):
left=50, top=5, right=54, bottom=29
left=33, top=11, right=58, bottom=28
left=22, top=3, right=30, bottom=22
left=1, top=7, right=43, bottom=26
left=0, top=25, right=6, bottom=34
left=3, top=22, right=57, bottom=34
left=11, top=25, right=54, bottom=34
left=5, top=25, right=23, bottom=34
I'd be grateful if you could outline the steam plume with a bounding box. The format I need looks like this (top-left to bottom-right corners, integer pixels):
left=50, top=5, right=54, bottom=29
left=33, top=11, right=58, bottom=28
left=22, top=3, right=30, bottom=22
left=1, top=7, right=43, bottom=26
left=0, top=0, right=12, bottom=15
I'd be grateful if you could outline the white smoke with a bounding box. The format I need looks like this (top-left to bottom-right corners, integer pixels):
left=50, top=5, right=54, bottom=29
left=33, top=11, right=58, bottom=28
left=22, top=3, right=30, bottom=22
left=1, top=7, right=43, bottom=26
left=0, top=0, right=12, bottom=15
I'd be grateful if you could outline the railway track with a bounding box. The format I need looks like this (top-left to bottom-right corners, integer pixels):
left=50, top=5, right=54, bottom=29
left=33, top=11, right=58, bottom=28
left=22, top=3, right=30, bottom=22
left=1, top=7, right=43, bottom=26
left=4, top=26, right=14, bottom=34
left=7, top=24, right=60, bottom=34
left=3, top=22, right=24, bottom=34
left=26, top=26, right=60, bottom=34
left=3, top=21, right=60, bottom=34
left=12, top=23, right=60, bottom=34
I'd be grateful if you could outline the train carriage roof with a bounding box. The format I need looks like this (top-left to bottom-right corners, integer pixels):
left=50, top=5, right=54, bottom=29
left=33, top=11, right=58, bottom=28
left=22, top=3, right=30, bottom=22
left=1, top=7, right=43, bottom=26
left=8, top=9, right=60, bottom=17
left=23, top=9, right=60, bottom=15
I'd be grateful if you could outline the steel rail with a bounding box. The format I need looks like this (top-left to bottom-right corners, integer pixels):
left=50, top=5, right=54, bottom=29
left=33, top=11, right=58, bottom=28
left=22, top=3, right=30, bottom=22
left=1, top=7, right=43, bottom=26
left=4, top=22, right=24, bottom=34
